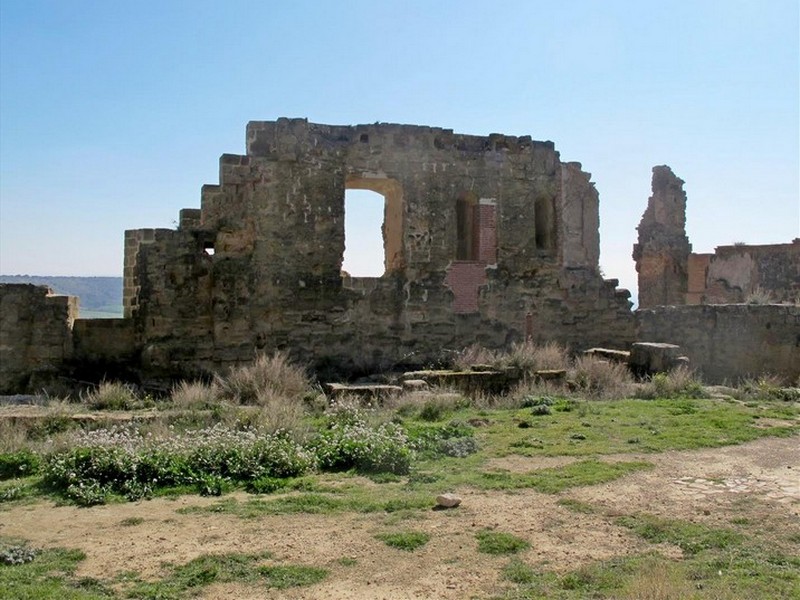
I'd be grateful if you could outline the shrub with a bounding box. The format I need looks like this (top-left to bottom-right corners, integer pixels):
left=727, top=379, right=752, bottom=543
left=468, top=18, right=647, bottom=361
left=42, top=424, right=315, bottom=505
left=570, top=355, right=632, bottom=399
left=0, top=449, right=40, bottom=480
left=83, top=381, right=138, bottom=410
left=312, top=405, right=413, bottom=474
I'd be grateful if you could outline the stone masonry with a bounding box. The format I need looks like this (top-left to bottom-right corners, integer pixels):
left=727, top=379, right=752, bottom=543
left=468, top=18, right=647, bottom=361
left=0, top=284, right=78, bottom=393
left=121, top=118, right=635, bottom=379
left=632, top=166, right=692, bottom=308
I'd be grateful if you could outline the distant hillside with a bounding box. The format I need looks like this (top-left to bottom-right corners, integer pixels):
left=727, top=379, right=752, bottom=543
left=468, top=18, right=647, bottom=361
left=0, top=275, right=123, bottom=316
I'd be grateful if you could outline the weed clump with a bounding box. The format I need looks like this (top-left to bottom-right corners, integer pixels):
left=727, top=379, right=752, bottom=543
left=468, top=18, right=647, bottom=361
left=571, top=355, right=633, bottom=399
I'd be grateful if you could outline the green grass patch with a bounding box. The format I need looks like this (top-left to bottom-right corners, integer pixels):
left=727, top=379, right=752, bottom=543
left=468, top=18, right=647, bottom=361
left=556, top=498, right=597, bottom=514
left=475, top=460, right=652, bottom=494
left=617, top=514, right=743, bottom=556
left=476, top=530, right=530, bottom=555
left=376, top=530, right=430, bottom=551
left=0, top=541, right=112, bottom=599
left=126, top=552, right=327, bottom=597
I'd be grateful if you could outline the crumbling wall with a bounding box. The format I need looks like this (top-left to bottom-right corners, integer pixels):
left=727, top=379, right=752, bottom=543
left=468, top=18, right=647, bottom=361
left=123, top=119, right=635, bottom=377
left=636, top=304, right=800, bottom=384
left=0, top=284, right=78, bottom=393
left=687, top=241, right=800, bottom=304
left=632, top=166, right=691, bottom=308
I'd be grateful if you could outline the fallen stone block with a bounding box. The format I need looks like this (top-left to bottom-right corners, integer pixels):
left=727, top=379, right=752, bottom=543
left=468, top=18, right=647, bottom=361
left=435, top=493, right=462, bottom=508
left=629, top=342, right=686, bottom=377
left=583, top=348, right=631, bottom=363
left=324, top=383, right=403, bottom=401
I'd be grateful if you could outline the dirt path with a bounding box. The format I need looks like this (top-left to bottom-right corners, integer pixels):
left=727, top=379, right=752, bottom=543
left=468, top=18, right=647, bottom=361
left=1, top=436, right=797, bottom=599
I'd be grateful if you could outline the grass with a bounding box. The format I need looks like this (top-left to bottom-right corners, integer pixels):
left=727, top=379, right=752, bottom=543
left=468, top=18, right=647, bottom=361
left=617, top=514, right=744, bottom=556
left=376, top=530, right=430, bottom=551
left=476, top=530, right=530, bottom=555
left=126, top=552, right=327, bottom=597
left=0, top=541, right=113, bottom=599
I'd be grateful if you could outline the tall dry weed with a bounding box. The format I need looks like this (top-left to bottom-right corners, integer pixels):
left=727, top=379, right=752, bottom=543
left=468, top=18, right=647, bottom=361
left=501, top=341, right=570, bottom=373
left=571, top=355, right=633, bottom=399
left=215, top=352, right=310, bottom=404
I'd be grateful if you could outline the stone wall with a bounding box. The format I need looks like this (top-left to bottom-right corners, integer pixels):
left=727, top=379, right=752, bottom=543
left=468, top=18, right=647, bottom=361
left=633, top=166, right=691, bottom=308
left=124, top=119, right=635, bottom=378
left=636, top=304, right=800, bottom=384
left=0, top=284, right=78, bottom=393
left=687, top=241, right=800, bottom=304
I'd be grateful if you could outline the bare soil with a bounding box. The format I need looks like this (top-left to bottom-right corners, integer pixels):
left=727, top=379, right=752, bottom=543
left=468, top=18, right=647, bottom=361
left=1, top=436, right=798, bottom=599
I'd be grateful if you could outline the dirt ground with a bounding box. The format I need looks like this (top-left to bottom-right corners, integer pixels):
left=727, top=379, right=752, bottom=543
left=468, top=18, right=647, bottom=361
left=1, top=436, right=798, bottom=599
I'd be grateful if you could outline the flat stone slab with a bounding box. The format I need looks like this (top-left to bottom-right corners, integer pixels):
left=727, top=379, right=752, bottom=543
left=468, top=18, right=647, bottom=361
left=583, top=348, right=631, bottom=363
left=402, top=369, right=522, bottom=395
left=324, top=383, right=403, bottom=400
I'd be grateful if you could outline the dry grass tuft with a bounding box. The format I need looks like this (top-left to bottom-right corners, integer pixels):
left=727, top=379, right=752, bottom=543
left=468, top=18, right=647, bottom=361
left=171, top=381, right=219, bottom=410
left=82, top=381, right=138, bottom=410
left=636, top=367, right=707, bottom=400
left=453, top=344, right=498, bottom=370
left=215, top=352, right=310, bottom=405
left=571, top=355, right=633, bottom=399
left=501, top=341, right=570, bottom=373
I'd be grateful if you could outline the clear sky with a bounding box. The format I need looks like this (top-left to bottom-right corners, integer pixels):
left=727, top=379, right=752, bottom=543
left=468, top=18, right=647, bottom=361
left=1, top=0, right=798, bottom=302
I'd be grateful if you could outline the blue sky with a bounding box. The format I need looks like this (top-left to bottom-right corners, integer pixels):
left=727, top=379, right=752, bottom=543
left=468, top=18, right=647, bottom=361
left=1, top=0, right=798, bottom=301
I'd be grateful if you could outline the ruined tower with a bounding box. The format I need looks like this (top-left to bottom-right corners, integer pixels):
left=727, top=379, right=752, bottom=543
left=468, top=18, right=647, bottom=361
left=633, top=166, right=691, bottom=308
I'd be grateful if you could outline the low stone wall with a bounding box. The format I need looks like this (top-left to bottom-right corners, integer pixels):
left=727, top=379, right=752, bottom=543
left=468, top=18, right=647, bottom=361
left=0, top=284, right=78, bottom=393
left=636, top=304, right=799, bottom=384
left=72, top=318, right=136, bottom=362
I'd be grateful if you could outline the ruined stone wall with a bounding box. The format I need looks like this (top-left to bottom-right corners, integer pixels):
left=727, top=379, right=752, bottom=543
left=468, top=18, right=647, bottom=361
left=633, top=166, right=691, bottom=308
left=687, top=240, right=800, bottom=304
left=0, top=284, right=78, bottom=393
left=636, top=304, right=800, bottom=384
left=121, top=118, right=634, bottom=377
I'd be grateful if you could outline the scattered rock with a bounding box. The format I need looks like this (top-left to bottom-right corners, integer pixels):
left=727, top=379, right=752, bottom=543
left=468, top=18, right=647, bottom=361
left=436, top=493, right=462, bottom=509
left=583, top=348, right=631, bottom=363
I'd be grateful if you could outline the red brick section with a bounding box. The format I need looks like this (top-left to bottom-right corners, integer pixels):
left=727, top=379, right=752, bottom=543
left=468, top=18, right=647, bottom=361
left=445, top=261, right=488, bottom=314
left=445, top=202, right=497, bottom=314
left=476, top=203, right=497, bottom=265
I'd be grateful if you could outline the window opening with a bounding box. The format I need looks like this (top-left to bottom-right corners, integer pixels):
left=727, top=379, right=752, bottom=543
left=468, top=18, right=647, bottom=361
left=535, top=196, right=555, bottom=251
left=342, top=189, right=385, bottom=277
left=456, top=192, right=479, bottom=260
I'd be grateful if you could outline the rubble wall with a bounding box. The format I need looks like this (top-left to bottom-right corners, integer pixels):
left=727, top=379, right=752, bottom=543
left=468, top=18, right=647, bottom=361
left=125, top=119, right=635, bottom=377
left=636, top=304, right=800, bottom=384
left=688, top=241, right=800, bottom=304
left=0, top=284, right=78, bottom=393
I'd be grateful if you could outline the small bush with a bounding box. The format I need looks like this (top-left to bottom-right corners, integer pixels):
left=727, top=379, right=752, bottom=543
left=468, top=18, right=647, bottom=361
left=476, top=530, right=530, bottom=555
left=571, top=355, right=632, bottom=399
left=312, top=405, right=413, bottom=474
left=0, top=449, right=40, bottom=480
left=439, top=436, right=479, bottom=457
left=1, top=544, right=38, bottom=565
left=83, top=381, right=138, bottom=410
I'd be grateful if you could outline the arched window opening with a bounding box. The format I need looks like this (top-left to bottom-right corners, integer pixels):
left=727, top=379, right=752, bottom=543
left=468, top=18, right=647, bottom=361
left=342, top=189, right=385, bottom=277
